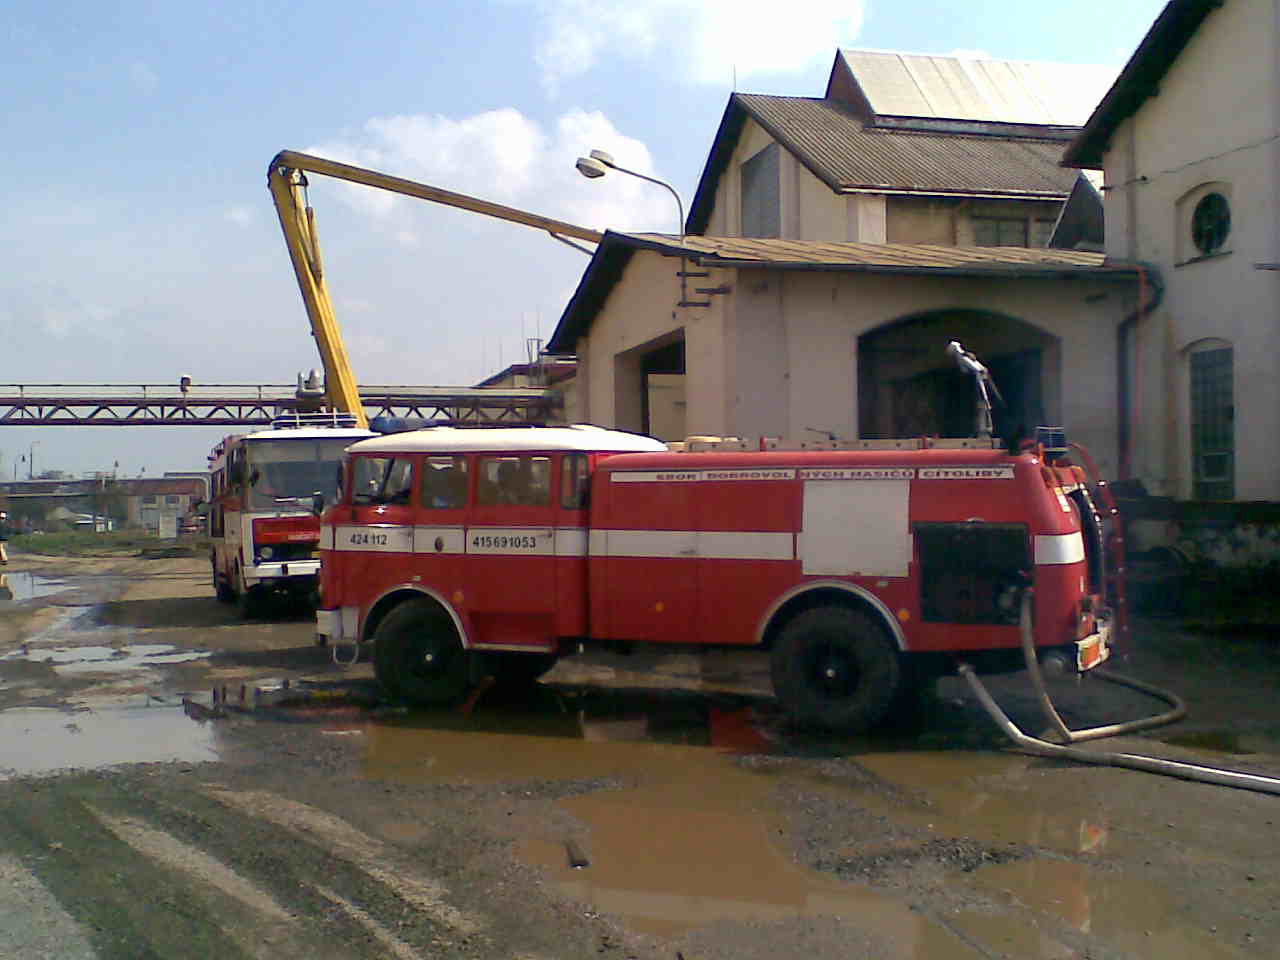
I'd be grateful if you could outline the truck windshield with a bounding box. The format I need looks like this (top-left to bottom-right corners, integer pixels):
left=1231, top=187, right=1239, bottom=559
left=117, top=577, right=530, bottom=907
left=245, top=438, right=352, bottom=511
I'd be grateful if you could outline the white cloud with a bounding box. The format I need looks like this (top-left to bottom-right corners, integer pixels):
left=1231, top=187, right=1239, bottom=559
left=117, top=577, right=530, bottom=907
left=224, top=205, right=253, bottom=226
left=529, top=0, right=865, bottom=92
left=307, top=106, right=673, bottom=234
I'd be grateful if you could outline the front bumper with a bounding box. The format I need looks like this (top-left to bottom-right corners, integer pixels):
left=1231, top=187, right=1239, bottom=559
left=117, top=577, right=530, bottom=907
left=1075, top=617, right=1112, bottom=672
left=244, top=559, right=320, bottom=586
left=316, top=606, right=360, bottom=645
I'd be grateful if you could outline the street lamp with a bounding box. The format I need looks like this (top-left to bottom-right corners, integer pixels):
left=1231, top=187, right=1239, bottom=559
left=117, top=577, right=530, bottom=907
left=574, top=149, right=686, bottom=244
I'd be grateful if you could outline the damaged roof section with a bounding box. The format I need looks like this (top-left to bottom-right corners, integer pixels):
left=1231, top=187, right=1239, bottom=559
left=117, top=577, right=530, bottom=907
left=548, top=232, right=1139, bottom=354
left=828, top=49, right=1118, bottom=129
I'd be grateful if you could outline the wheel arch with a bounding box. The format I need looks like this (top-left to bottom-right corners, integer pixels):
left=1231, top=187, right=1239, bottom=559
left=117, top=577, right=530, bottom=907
left=362, top=584, right=469, bottom=647
left=756, top=581, right=906, bottom=652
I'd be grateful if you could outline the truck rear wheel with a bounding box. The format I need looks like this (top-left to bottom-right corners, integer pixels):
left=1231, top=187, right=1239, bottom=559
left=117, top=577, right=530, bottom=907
left=770, top=606, right=901, bottom=731
left=374, top=599, right=469, bottom=705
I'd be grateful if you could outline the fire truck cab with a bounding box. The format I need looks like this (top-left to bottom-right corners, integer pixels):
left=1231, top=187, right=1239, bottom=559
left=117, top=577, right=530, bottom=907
left=209, top=415, right=374, bottom=615
left=317, top=422, right=1115, bottom=730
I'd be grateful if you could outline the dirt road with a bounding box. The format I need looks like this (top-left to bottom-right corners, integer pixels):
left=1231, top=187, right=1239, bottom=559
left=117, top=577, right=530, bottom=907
left=1, top=553, right=1277, bottom=959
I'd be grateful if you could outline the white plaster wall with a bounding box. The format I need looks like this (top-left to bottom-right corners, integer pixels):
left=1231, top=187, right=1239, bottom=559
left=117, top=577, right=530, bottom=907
left=705, top=117, right=894, bottom=241
left=729, top=271, right=1129, bottom=475
left=1101, top=0, right=1280, bottom=499
left=581, top=249, right=732, bottom=437
left=576, top=260, right=1131, bottom=476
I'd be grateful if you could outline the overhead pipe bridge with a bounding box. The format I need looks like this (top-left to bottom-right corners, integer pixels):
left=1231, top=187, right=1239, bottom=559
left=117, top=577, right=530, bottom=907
left=0, top=384, right=557, bottom=427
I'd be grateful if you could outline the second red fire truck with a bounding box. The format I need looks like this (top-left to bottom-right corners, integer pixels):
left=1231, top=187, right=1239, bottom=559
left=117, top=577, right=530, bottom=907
left=209, top=415, right=374, bottom=616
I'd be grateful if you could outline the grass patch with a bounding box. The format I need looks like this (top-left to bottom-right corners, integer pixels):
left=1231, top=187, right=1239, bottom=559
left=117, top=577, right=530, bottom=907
left=8, top=531, right=210, bottom=557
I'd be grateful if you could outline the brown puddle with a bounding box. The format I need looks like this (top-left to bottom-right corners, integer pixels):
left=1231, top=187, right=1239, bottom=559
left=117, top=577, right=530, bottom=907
left=853, top=751, right=1113, bottom=855
left=361, top=695, right=983, bottom=954
left=967, top=858, right=1249, bottom=959
left=358, top=690, right=1256, bottom=957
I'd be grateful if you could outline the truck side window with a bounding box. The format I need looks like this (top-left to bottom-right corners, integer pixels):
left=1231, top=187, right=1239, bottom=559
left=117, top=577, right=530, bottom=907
left=352, top=457, right=391, bottom=505
left=421, top=456, right=468, bottom=509
left=561, top=454, right=589, bottom=510
left=477, top=456, right=551, bottom=507
left=381, top=458, right=415, bottom=505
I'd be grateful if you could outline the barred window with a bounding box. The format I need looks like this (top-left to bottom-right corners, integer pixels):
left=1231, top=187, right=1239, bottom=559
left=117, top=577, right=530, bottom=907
left=740, top=143, right=780, bottom=238
left=1190, top=346, right=1234, bottom=500
left=972, top=217, right=1027, bottom=247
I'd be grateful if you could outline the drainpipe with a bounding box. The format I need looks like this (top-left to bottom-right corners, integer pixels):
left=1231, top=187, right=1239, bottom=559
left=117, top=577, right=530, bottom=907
left=1113, top=116, right=1165, bottom=483
left=1116, top=263, right=1163, bottom=482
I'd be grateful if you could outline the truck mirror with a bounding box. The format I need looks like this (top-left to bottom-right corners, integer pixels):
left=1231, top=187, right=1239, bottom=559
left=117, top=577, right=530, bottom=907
left=311, top=492, right=325, bottom=517
left=249, top=468, right=261, bottom=486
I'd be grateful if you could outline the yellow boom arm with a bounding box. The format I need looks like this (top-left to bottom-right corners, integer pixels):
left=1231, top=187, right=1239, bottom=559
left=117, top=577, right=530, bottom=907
left=267, top=150, right=603, bottom=426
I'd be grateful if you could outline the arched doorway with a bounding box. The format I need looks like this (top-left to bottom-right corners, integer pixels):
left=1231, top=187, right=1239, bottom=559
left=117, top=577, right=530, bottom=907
left=857, top=310, right=1061, bottom=442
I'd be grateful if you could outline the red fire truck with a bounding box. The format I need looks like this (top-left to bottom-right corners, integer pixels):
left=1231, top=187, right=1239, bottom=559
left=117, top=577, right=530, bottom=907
left=316, top=420, right=1117, bottom=730
left=210, top=415, right=373, bottom=615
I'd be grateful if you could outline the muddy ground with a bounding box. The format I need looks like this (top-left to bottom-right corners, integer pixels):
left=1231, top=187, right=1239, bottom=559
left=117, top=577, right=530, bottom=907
left=0, top=553, right=1276, bottom=959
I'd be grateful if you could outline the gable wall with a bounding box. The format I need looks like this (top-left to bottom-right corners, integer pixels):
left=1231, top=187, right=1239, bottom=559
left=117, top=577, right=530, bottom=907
left=1102, top=0, right=1280, bottom=500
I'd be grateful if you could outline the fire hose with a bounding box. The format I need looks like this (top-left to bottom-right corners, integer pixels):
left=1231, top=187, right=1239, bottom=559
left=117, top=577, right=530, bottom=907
left=959, top=594, right=1280, bottom=796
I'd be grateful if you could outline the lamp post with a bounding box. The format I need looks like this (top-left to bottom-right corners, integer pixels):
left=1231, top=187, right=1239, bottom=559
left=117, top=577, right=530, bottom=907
left=575, top=149, right=692, bottom=304
left=574, top=150, right=685, bottom=245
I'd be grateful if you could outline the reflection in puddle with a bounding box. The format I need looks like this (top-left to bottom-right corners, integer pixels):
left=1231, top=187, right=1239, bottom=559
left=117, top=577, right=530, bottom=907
left=0, top=705, right=218, bottom=778
left=363, top=695, right=974, bottom=953
left=854, top=752, right=1110, bottom=855
left=1, top=642, right=211, bottom=674
left=970, top=858, right=1247, bottom=959
left=0, top=571, right=73, bottom=604
left=358, top=691, right=1256, bottom=957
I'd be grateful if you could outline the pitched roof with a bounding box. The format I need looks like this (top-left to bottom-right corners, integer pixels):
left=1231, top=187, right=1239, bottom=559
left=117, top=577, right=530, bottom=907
left=548, top=232, right=1139, bottom=353
left=830, top=49, right=1117, bottom=127
left=1064, top=1, right=1224, bottom=168
left=686, top=95, right=1081, bottom=234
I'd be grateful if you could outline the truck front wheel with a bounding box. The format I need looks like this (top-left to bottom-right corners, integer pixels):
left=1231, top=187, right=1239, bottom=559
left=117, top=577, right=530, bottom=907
left=213, top=557, right=235, bottom=603
left=374, top=599, right=469, bottom=705
left=770, top=606, right=901, bottom=731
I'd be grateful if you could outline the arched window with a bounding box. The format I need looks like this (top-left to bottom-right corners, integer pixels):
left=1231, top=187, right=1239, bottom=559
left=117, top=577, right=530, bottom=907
left=1187, top=339, right=1233, bottom=500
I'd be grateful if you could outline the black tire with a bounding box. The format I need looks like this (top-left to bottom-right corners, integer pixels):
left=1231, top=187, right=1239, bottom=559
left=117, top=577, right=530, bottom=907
left=213, top=558, right=235, bottom=604
left=373, top=599, right=469, bottom=705
left=485, top=652, right=558, bottom=689
left=770, top=606, right=902, bottom=731
left=237, top=583, right=261, bottom=619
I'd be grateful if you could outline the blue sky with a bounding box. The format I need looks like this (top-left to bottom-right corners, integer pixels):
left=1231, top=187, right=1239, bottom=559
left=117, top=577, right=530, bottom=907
left=1, top=0, right=1168, bottom=480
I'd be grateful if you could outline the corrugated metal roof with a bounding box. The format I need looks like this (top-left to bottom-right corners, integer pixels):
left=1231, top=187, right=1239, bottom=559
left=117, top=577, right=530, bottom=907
left=840, top=50, right=1118, bottom=126
left=626, top=233, right=1116, bottom=271
left=548, top=231, right=1138, bottom=354
left=737, top=95, right=1078, bottom=198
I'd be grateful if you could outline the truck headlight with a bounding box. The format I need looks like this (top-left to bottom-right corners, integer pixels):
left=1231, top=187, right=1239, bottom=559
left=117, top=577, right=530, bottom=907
left=259, top=545, right=274, bottom=560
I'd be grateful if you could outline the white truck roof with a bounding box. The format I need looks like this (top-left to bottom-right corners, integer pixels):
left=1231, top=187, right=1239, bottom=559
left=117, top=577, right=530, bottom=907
left=242, top=428, right=375, bottom=442
left=347, top=425, right=667, bottom=455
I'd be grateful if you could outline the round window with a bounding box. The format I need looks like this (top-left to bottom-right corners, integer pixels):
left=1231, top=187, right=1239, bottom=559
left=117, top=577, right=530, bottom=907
left=1191, top=192, right=1230, bottom=256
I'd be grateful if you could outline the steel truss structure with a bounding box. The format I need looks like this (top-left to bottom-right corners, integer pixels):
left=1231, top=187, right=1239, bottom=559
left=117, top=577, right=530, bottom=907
left=0, top=385, right=558, bottom=427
